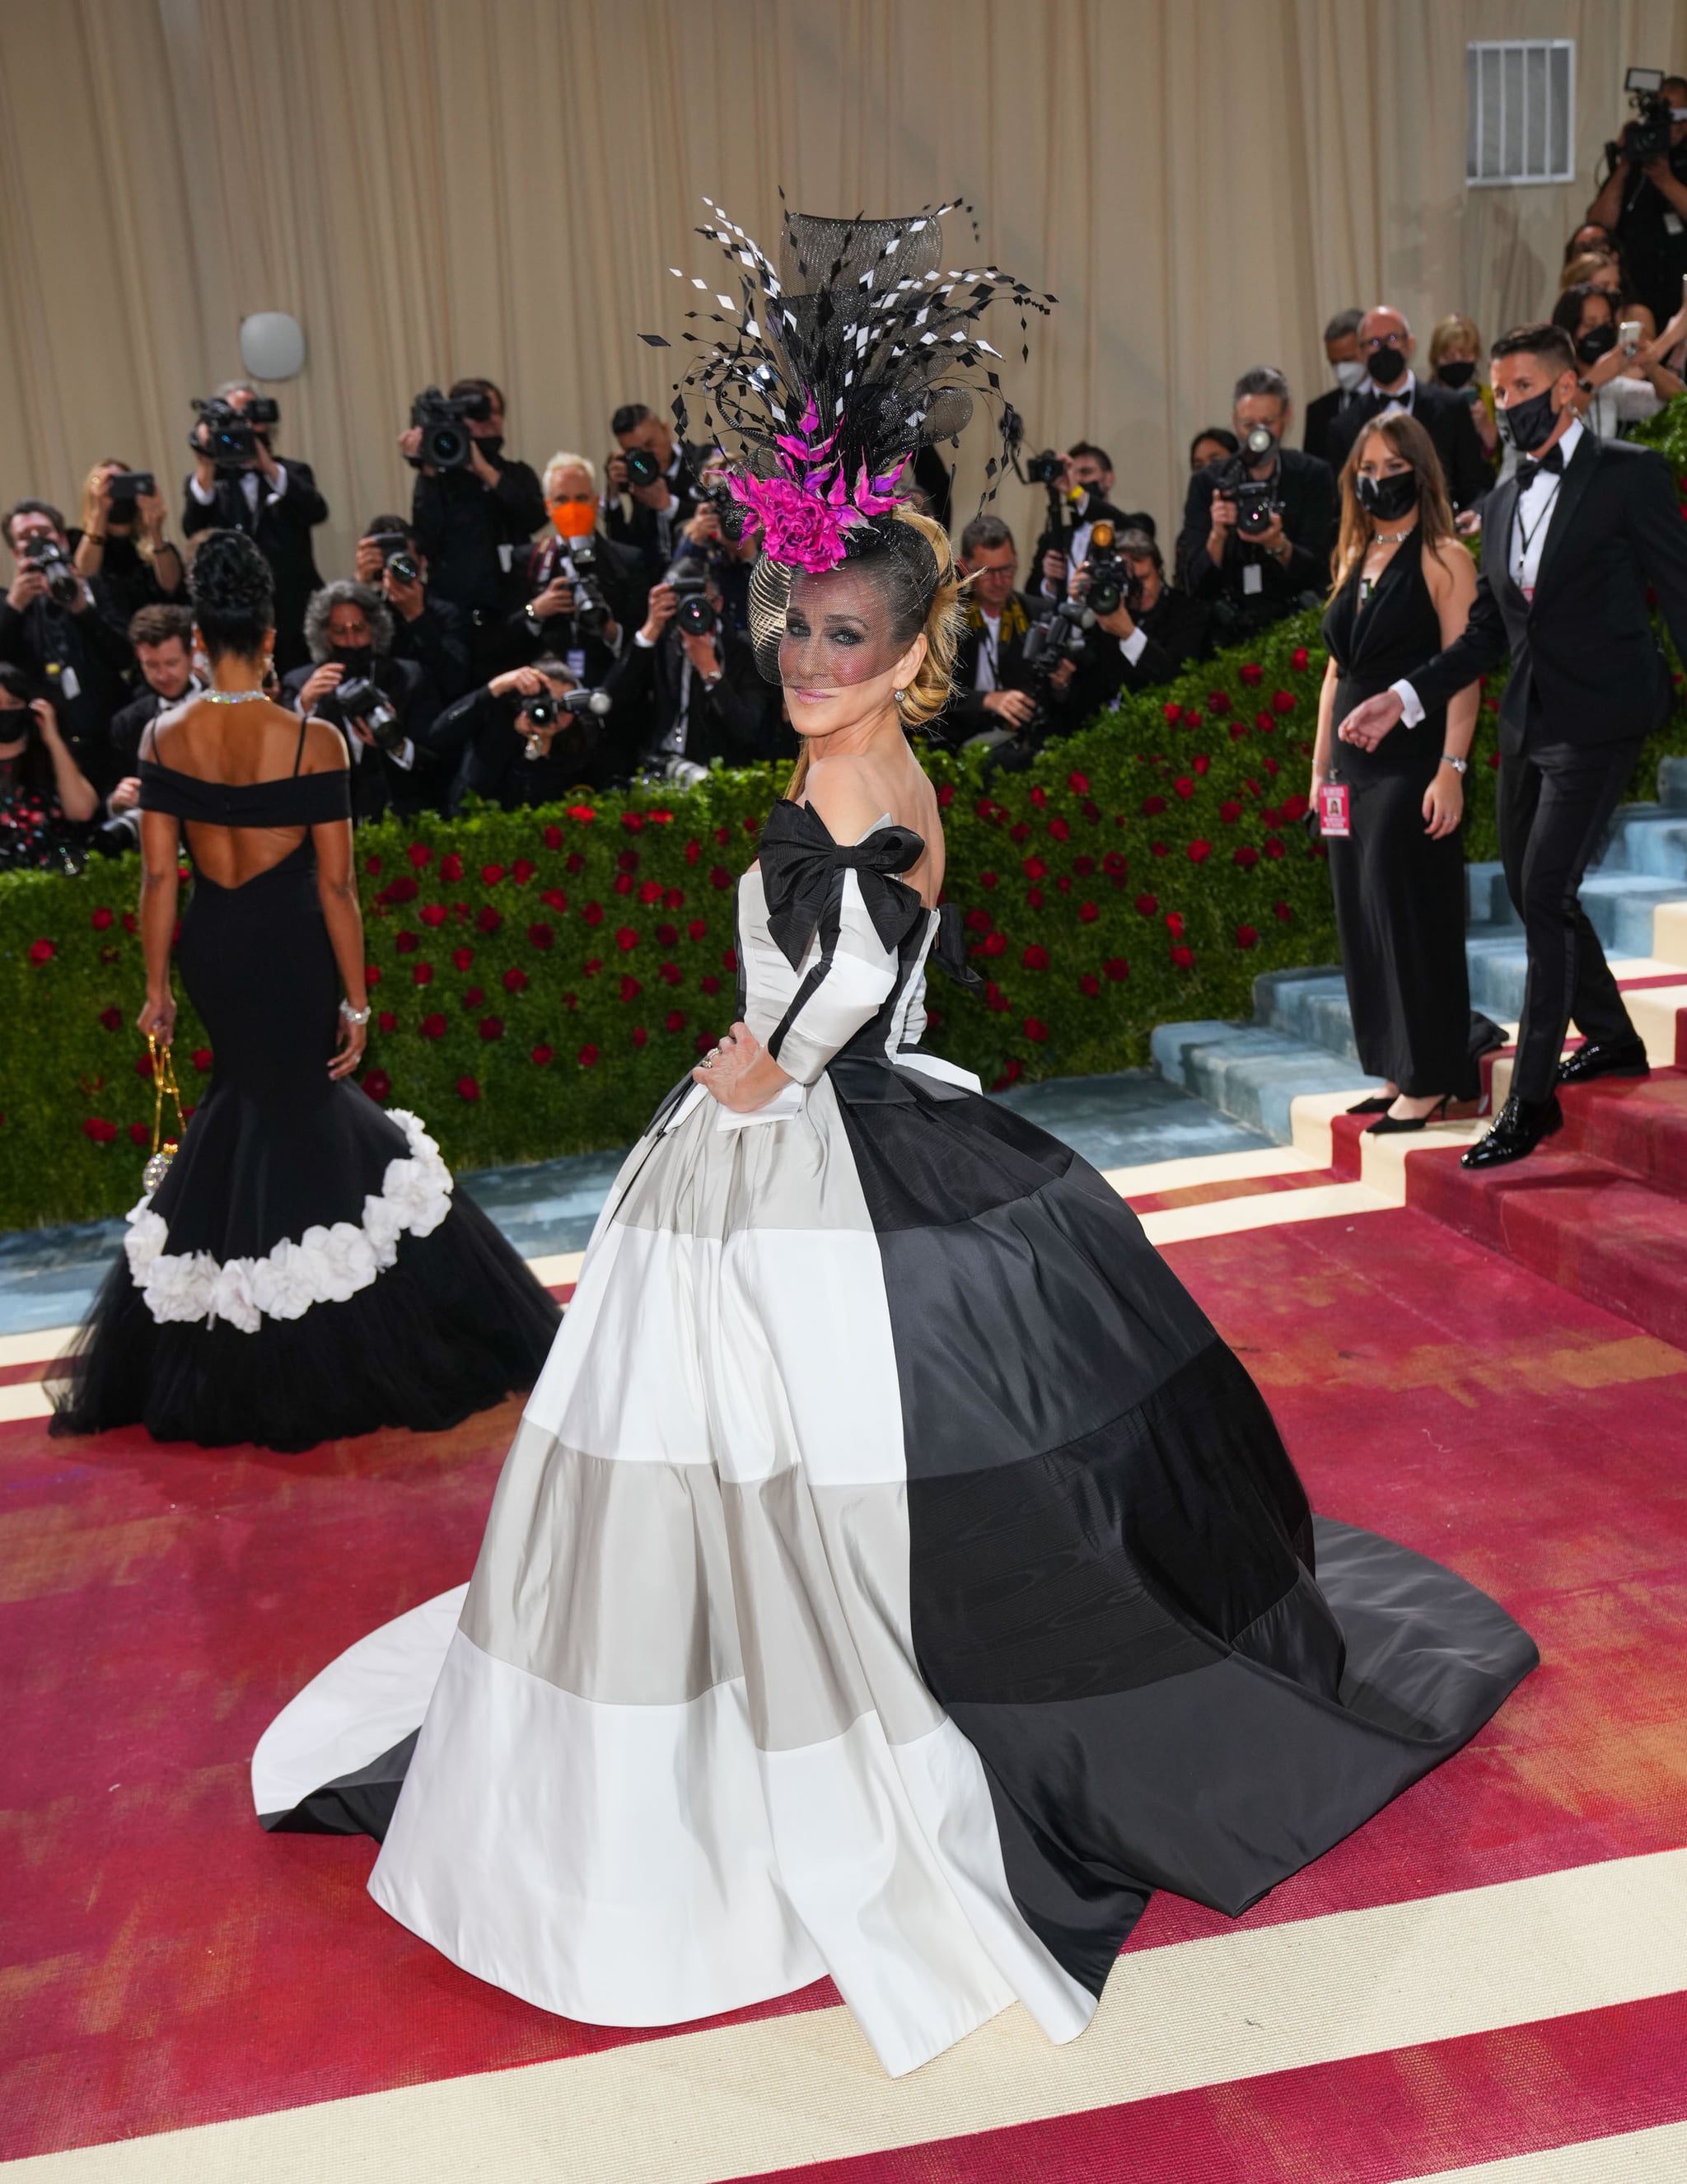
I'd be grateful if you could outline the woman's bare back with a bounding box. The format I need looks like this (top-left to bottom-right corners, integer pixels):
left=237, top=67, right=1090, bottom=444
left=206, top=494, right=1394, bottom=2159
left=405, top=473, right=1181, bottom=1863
left=145, top=697, right=347, bottom=887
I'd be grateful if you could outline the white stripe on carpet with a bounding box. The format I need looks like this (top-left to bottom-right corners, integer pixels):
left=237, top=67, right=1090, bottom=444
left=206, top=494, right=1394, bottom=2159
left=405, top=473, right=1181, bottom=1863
left=1406, top=2120, right=1687, bottom=2182
left=9, top=1849, right=1687, bottom=2183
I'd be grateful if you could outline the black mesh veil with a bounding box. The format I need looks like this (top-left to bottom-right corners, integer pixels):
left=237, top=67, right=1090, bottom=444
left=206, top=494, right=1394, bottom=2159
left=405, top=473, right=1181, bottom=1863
left=641, top=198, right=1052, bottom=681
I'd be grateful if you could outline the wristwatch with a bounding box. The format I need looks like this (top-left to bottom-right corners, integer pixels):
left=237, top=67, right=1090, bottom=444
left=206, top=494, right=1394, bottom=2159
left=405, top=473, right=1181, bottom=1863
left=1439, top=755, right=1468, bottom=774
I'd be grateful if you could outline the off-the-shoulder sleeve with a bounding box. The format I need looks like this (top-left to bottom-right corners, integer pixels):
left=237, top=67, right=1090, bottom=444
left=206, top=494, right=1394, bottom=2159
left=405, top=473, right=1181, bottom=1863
left=766, top=866, right=904, bottom=1085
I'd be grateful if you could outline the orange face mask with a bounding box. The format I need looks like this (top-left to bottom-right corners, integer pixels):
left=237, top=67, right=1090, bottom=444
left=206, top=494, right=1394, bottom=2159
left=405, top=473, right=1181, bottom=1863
left=549, top=497, right=596, bottom=540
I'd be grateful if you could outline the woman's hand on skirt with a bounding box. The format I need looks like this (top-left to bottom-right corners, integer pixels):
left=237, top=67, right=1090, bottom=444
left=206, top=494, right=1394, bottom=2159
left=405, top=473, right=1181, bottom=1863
left=1423, top=768, right=1465, bottom=840
left=328, top=1012, right=368, bottom=1081
left=693, top=1021, right=773, bottom=1111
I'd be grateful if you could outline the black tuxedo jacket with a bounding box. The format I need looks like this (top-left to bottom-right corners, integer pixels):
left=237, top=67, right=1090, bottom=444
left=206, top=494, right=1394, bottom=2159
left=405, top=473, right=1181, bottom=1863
left=602, top=626, right=784, bottom=769
left=180, top=460, right=327, bottom=668
left=1410, top=434, right=1687, bottom=754
left=1302, top=386, right=1348, bottom=468
left=1326, top=380, right=1492, bottom=509
left=942, top=593, right=1040, bottom=739
left=505, top=531, right=650, bottom=680
left=1176, top=448, right=1336, bottom=606
left=281, top=655, right=444, bottom=819
left=604, top=448, right=703, bottom=582
left=444, top=683, right=622, bottom=808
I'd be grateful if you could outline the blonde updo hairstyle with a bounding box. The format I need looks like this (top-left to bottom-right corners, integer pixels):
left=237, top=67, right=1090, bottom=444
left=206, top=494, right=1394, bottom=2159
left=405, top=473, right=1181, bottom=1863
left=784, top=503, right=963, bottom=799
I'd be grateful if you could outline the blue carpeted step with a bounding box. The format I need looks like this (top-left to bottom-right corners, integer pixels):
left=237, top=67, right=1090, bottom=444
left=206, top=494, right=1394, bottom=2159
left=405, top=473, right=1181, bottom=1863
left=1152, top=1017, right=1385, bottom=1143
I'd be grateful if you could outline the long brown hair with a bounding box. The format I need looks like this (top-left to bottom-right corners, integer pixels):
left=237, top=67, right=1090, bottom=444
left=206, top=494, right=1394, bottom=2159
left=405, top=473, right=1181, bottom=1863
left=1330, top=413, right=1456, bottom=597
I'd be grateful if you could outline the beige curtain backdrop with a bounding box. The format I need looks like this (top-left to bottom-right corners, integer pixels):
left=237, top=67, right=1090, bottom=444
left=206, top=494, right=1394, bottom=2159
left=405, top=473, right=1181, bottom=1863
left=2, top=0, right=1687, bottom=580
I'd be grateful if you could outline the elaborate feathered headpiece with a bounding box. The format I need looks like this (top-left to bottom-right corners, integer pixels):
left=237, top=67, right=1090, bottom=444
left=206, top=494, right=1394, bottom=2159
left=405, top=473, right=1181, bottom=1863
left=641, top=198, right=1053, bottom=673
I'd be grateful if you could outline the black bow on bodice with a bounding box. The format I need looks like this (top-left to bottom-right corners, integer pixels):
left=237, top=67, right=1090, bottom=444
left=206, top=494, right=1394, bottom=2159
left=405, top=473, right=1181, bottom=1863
left=758, top=798, right=928, bottom=970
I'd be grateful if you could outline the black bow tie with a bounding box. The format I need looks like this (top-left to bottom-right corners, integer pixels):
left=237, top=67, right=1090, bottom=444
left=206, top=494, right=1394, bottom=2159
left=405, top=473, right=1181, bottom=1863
left=1516, top=446, right=1565, bottom=486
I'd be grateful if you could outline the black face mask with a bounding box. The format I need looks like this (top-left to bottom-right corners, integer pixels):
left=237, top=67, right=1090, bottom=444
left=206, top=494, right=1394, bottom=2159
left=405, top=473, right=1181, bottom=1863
left=1355, top=470, right=1419, bottom=521
left=1577, top=324, right=1617, bottom=364
left=1504, top=386, right=1560, bottom=454
left=1367, top=344, right=1409, bottom=387
left=331, top=645, right=374, bottom=676
left=474, top=435, right=504, bottom=463
left=1437, top=358, right=1477, bottom=389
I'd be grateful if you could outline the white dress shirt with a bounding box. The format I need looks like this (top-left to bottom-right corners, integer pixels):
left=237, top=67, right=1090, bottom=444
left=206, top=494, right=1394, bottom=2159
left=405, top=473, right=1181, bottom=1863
left=1367, top=366, right=1418, bottom=417
left=972, top=608, right=1002, bottom=690
left=1390, top=419, right=1584, bottom=727
left=189, top=465, right=288, bottom=519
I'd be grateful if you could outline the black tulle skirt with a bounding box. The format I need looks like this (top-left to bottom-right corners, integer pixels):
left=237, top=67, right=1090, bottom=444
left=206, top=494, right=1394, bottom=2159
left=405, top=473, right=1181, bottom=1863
left=50, top=846, right=559, bottom=1452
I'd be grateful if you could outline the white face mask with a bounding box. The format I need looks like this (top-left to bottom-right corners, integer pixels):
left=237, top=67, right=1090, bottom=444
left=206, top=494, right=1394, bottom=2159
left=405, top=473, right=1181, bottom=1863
left=1333, top=358, right=1368, bottom=394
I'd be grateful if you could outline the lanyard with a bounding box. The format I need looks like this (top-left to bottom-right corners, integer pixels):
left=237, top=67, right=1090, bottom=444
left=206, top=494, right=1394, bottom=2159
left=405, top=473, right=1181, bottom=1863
left=1513, top=479, right=1562, bottom=582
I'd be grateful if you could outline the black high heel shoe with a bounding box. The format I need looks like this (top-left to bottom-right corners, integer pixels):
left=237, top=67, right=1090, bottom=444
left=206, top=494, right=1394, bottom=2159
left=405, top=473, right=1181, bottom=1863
left=1347, top=1093, right=1396, bottom=1115
left=1367, top=1094, right=1454, bottom=1136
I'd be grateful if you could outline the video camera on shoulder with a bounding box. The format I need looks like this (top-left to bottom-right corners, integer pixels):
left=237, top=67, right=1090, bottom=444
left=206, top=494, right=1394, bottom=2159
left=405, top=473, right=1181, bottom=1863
left=663, top=554, right=718, bottom=638
left=409, top=386, right=491, bottom=472
left=22, top=538, right=82, bottom=606
left=1614, top=66, right=1675, bottom=166
left=191, top=395, right=278, bottom=472
left=316, top=676, right=405, bottom=754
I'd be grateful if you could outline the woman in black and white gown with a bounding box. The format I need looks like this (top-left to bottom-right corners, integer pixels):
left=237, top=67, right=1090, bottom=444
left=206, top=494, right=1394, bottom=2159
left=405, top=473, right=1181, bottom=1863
left=255, top=208, right=1536, bottom=2076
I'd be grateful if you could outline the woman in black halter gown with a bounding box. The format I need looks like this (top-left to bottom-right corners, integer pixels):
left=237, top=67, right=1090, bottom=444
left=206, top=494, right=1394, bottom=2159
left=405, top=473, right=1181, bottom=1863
left=1315, top=414, right=1486, bottom=1129
left=51, top=532, right=558, bottom=1452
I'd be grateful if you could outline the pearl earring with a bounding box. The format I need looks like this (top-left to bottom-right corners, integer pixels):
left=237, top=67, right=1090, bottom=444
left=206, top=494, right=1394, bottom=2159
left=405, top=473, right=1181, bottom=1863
left=893, top=688, right=907, bottom=702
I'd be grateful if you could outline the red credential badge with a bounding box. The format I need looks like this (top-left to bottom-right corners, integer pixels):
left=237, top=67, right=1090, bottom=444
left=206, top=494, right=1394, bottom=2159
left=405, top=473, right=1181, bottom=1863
left=1319, top=782, right=1352, bottom=838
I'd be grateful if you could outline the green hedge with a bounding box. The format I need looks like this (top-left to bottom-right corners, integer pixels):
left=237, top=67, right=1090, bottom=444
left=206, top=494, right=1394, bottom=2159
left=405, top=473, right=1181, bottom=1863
left=7, top=504, right=1687, bottom=1232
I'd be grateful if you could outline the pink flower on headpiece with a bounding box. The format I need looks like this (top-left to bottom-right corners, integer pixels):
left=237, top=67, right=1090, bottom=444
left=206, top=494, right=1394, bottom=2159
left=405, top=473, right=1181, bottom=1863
left=727, top=395, right=909, bottom=572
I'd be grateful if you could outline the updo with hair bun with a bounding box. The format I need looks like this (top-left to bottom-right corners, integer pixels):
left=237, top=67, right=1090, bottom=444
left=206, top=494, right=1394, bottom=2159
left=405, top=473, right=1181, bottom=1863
left=189, top=529, right=276, bottom=660
left=883, top=507, right=962, bottom=732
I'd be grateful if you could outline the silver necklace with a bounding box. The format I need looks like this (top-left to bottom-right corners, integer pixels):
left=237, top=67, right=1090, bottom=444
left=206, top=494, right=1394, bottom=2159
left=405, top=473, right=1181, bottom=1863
left=1372, top=526, right=1414, bottom=545
left=203, top=688, right=267, bottom=705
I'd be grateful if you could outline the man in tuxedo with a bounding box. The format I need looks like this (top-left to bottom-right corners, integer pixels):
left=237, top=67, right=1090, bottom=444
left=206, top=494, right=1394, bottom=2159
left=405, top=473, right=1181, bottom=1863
left=604, top=405, right=700, bottom=582
left=1176, top=367, right=1337, bottom=642
left=1302, top=308, right=1366, bottom=465
left=1338, top=321, right=1687, bottom=1167
left=1029, top=443, right=1154, bottom=606
left=407, top=377, right=548, bottom=674
left=103, top=604, right=203, bottom=842
left=942, top=516, right=1041, bottom=746
left=180, top=384, right=327, bottom=673
left=605, top=571, right=783, bottom=779
left=506, top=454, right=647, bottom=685
left=1325, top=307, right=1492, bottom=510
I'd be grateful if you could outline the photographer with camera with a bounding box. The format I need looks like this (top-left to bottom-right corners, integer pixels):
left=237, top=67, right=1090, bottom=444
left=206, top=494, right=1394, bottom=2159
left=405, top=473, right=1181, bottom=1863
left=676, top=451, right=760, bottom=640
left=1026, top=442, right=1152, bottom=604
left=1324, top=309, right=1493, bottom=510
left=605, top=559, right=781, bottom=782
left=181, top=383, right=326, bottom=672
left=405, top=377, right=548, bottom=672
left=0, top=499, right=133, bottom=797
left=0, top=665, right=100, bottom=874
left=73, top=460, right=184, bottom=624
left=285, top=582, right=444, bottom=822
left=604, top=404, right=699, bottom=583
left=941, top=517, right=1042, bottom=745
left=1587, top=72, right=1687, bottom=334
left=1067, top=526, right=1213, bottom=723
left=103, top=605, right=204, bottom=842
left=505, top=454, right=647, bottom=685
left=1177, top=368, right=1337, bottom=641
left=439, top=658, right=619, bottom=810
left=353, top=513, right=474, bottom=702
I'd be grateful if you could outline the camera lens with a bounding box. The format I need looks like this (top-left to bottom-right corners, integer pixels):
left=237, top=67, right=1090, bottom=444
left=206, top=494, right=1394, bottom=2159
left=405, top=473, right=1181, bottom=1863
left=521, top=693, right=559, bottom=727
left=677, top=595, right=719, bottom=637
left=624, top=447, right=662, bottom=489
left=386, top=550, right=419, bottom=586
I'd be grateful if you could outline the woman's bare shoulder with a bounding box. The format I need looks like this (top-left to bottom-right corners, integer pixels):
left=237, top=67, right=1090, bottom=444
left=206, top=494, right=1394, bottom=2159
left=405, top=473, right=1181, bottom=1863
left=297, top=713, right=350, bottom=774
left=802, top=753, right=895, bottom=844
left=1424, top=535, right=1478, bottom=592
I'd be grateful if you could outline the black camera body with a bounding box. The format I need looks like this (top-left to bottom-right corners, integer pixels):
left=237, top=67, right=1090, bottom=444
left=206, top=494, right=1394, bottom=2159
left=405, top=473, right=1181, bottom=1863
left=563, top=535, right=615, bottom=637
left=1619, top=71, right=1675, bottom=165
left=191, top=395, right=278, bottom=472
left=1233, top=478, right=1284, bottom=538
left=318, top=675, right=405, bottom=753
left=1081, top=520, right=1144, bottom=620
left=621, top=446, right=663, bottom=490
left=520, top=685, right=611, bottom=757
left=367, top=531, right=420, bottom=587
left=1025, top=449, right=1063, bottom=487
left=410, top=386, right=484, bottom=471
left=24, top=539, right=81, bottom=606
left=664, top=554, right=719, bottom=638
left=105, top=470, right=155, bottom=523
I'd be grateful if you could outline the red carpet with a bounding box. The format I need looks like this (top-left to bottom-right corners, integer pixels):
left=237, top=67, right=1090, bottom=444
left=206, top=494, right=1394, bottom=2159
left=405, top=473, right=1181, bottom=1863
left=2, top=1203, right=1685, bottom=2172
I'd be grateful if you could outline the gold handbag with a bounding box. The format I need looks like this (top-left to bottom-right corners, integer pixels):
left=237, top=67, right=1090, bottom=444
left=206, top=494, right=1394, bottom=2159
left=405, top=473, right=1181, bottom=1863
left=144, top=1034, right=185, bottom=1193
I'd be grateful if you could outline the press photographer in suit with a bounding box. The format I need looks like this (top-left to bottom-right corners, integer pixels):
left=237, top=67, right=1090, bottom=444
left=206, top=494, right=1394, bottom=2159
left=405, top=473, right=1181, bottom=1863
left=1028, top=443, right=1152, bottom=605
left=406, top=377, right=548, bottom=671
left=1177, top=367, right=1337, bottom=642
left=180, top=383, right=327, bottom=672
left=354, top=515, right=474, bottom=702
left=1325, top=308, right=1493, bottom=512
left=604, top=405, right=699, bottom=582
left=1302, top=308, right=1367, bottom=466
left=605, top=564, right=782, bottom=782
left=1339, top=321, right=1687, bottom=1167
left=941, top=516, right=1041, bottom=744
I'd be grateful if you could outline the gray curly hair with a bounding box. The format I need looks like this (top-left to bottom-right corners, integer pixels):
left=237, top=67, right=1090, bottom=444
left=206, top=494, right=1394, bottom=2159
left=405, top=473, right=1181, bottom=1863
left=302, top=580, right=395, bottom=664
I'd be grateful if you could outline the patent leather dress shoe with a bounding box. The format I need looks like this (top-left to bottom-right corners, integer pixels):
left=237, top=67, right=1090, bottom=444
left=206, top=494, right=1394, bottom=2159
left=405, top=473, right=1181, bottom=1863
left=1556, top=1038, right=1650, bottom=1088
left=1460, top=1093, right=1563, bottom=1169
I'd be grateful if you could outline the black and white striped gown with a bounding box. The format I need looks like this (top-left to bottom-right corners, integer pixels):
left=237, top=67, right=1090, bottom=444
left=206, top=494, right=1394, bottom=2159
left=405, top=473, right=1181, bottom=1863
left=254, top=797, right=1535, bottom=2076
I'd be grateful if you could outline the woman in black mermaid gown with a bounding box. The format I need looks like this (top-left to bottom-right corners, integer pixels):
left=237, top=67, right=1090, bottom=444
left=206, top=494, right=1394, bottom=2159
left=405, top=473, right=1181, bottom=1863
left=1315, top=413, right=1488, bottom=1128
left=51, top=532, right=558, bottom=1452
